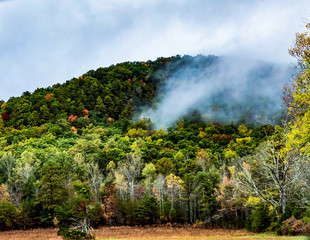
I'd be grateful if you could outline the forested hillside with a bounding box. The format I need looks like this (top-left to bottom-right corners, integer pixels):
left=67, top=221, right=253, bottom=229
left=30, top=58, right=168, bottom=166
left=0, top=54, right=287, bottom=130
left=0, top=27, right=310, bottom=239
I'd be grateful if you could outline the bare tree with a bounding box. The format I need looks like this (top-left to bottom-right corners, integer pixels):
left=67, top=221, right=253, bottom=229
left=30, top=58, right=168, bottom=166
left=153, top=174, right=166, bottom=214
left=0, top=152, right=16, bottom=181
left=86, top=162, right=103, bottom=201
left=235, top=138, right=300, bottom=215
left=118, top=152, right=144, bottom=198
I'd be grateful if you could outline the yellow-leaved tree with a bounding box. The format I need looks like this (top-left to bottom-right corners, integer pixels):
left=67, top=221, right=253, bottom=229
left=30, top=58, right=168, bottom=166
left=285, top=23, right=310, bottom=153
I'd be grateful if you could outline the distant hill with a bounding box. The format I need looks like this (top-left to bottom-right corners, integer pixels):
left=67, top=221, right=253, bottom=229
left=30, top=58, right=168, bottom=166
left=0, top=55, right=288, bottom=129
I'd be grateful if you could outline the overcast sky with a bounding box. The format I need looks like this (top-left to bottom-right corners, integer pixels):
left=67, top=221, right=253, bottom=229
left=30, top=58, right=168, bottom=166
left=0, top=0, right=309, bottom=101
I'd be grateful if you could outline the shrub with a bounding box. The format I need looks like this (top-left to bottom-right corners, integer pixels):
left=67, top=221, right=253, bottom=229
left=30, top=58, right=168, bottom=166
left=280, top=217, right=303, bottom=235
left=169, top=208, right=177, bottom=223
left=0, top=200, right=20, bottom=230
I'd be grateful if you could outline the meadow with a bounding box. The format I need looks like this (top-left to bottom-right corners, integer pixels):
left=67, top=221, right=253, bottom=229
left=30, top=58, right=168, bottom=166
left=0, top=227, right=307, bottom=240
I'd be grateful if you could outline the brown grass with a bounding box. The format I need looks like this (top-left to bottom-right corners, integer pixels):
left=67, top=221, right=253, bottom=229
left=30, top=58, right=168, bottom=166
left=0, top=226, right=306, bottom=240
left=94, top=226, right=251, bottom=239
left=0, top=228, right=61, bottom=240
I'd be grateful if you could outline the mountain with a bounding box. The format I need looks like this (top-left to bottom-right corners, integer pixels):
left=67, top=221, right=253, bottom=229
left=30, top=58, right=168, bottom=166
left=0, top=55, right=288, bottom=130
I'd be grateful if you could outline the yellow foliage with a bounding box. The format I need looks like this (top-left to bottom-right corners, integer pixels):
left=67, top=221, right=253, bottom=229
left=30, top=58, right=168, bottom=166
left=154, top=129, right=167, bottom=138
left=224, top=149, right=237, bottom=159
left=238, top=124, right=253, bottom=136
left=236, top=137, right=252, bottom=144
left=156, top=138, right=163, bottom=147
left=166, top=173, right=183, bottom=189
left=285, top=24, right=310, bottom=154
left=114, top=171, right=127, bottom=192
left=246, top=196, right=261, bottom=206
left=121, top=135, right=130, bottom=142
left=198, top=131, right=206, bottom=138
left=228, top=166, right=236, bottom=179
left=127, top=128, right=147, bottom=138
left=106, top=161, right=115, bottom=171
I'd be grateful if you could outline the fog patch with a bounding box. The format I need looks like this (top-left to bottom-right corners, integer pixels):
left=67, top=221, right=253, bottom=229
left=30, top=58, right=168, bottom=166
left=140, top=55, right=289, bottom=129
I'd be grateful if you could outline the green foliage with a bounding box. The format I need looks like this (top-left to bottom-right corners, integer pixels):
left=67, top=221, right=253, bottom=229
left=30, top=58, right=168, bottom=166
left=36, top=159, right=67, bottom=218
left=246, top=204, right=271, bottom=233
left=169, top=208, right=177, bottom=223
left=155, top=157, right=176, bottom=175
left=56, top=196, right=99, bottom=240
left=134, top=196, right=159, bottom=224
left=195, top=167, right=220, bottom=223
left=73, top=181, right=92, bottom=200
left=0, top=200, right=20, bottom=230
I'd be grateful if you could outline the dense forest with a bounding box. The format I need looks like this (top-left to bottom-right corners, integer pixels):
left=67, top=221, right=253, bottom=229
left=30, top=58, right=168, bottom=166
left=1, top=24, right=310, bottom=239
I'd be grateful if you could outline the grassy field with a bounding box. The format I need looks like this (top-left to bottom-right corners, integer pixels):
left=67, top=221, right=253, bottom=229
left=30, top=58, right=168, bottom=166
left=0, top=226, right=308, bottom=240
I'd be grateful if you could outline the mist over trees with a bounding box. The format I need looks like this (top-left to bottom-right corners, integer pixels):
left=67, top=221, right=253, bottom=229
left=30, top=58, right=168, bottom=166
left=1, top=23, right=310, bottom=239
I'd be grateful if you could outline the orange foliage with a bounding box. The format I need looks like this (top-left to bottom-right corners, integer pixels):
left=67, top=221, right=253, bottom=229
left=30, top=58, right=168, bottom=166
left=68, top=115, right=78, bottom=122
left=1, top=102, right=7, bottom=108
left=71, top=126, right=77, bottom=134
left=45, top=94, right=52, bottom=99
left=242, top=162, right=251, bottom=171
left=0, top=185, right=10, bottom=201
left=82, top=109, right=89, bottom=117
left=107, top=117, right=115, bottom=123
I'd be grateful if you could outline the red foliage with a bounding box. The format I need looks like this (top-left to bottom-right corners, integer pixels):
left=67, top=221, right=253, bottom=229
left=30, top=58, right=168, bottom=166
left=2, top=112, right=8, bottom=122
left=102, top=183, right=118, bottom=225
left=148, top=130, right=156, bottom=136
left=82, top=109, right=89, bottom=117
left=134, top=185, right=144, bottom=200
left=281, top=217, right=304, bottom=235
left=140, top=79, right=144, bottom=83
left=45, top=94, right=52, bottom=99
left=68, top=115, right=78, bottom=122
left=212, top=134, right=232, bottom=143
left=107, top=117, right=115, bottom=123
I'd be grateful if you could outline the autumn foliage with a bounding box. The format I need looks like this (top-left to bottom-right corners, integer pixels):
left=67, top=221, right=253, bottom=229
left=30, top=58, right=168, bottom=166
left=82, top=109, right=89, bottom=117
left=107, top=117, right=115, bottom=123
left=68, top=115, right=78, bottom=122
left=1, top=102, right=6, bottom=108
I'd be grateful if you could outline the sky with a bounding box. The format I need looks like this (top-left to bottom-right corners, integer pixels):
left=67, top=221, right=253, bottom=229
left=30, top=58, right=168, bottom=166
left=0, top=0, right=309, bottom=101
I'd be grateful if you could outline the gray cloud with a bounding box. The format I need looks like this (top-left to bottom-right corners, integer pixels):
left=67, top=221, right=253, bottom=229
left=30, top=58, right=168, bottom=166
left=0, top=0, right=309, bottom=101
